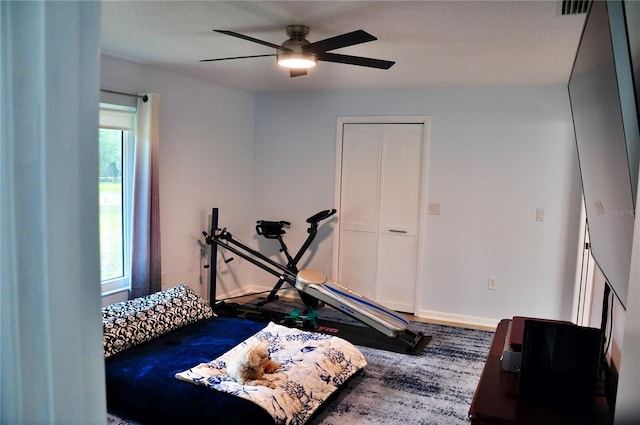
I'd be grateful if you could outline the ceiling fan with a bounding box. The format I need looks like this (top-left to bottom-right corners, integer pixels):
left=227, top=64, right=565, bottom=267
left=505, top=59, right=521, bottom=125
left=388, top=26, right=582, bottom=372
left=200, top=25, right=395, bottom=77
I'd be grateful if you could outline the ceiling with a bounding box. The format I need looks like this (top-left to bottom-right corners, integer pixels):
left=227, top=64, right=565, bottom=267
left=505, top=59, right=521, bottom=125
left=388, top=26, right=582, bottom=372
left=100, top=1, right=587, bottom=93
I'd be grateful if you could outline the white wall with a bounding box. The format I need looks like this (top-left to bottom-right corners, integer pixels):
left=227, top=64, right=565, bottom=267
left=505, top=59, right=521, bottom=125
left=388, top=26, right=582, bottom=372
left=614, top=170, right=639, bottom=424
left=614, top=1, right=640, bottom=422
left=101, top=55, right=256, bottom=301
left=254, top=86, right=582, bottom=326
left=101, top=54, right=582, bottom=326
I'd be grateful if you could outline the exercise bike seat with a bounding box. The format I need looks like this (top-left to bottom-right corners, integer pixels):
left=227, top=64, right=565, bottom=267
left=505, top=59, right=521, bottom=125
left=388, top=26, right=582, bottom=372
left=256, top=220, right=290, bottom=239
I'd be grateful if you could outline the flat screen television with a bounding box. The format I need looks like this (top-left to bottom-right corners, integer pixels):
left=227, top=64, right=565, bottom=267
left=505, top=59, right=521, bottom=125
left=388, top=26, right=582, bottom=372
left=518, top=320, right=602, bottom=409
left=568, top=0, right=640, bottom=309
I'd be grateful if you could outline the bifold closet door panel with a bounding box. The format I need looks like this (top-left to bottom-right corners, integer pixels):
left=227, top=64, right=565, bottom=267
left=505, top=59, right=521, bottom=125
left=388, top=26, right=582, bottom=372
left=337, top=124, right=382, bottom=298
left=376, top=124, right=423, bottom=312
left=376, top=233, right=418, bottom=312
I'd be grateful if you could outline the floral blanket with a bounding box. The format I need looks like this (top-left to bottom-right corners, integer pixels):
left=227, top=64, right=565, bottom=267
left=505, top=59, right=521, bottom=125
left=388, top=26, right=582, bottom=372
left=175, top=322, right=367, bottom=425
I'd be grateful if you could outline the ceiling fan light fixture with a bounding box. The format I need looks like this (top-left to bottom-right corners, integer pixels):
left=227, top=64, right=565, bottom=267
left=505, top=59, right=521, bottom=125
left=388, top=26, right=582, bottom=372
left=277, top=52, right=317, bottom=69
left=207, top=26, right=394, bottom=78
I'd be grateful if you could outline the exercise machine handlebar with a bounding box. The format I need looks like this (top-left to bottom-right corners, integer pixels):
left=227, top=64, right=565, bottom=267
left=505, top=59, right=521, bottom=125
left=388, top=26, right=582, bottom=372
left=306, top=208, right=337, bottom=225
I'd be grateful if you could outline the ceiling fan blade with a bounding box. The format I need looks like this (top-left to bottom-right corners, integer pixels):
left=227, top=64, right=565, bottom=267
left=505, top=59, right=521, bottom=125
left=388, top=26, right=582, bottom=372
left=303, top=30, right=376, bottom=53
left=289, top=69, right=307, bottom=78
left=213, top=30, right=291, bottom=52
left=199, top=54, right=276, bottom=62
left=316, top=52, right=395, bottom=69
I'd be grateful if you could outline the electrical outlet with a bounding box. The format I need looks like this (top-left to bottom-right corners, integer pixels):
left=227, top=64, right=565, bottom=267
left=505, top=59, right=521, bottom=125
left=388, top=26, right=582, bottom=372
left=488, top=276, right=497, bottom=290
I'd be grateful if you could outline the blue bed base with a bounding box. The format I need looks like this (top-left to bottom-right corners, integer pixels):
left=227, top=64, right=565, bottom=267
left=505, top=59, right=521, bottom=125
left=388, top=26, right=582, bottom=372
left=105, top=317, right=274, bottom=425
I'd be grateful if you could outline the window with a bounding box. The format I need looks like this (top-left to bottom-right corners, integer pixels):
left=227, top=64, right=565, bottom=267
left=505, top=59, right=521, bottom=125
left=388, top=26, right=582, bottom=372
left=99, top=103, right=136, bottom=295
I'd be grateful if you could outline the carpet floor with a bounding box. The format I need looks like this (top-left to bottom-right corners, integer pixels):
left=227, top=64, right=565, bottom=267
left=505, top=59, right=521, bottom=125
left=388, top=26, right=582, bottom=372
left=237, top=297, right=495, bottom=424
left=307, top=320, right=494, bottom=425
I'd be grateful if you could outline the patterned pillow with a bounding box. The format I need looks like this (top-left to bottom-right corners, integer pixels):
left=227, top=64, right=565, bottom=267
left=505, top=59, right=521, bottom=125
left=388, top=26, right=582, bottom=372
left=102, top=285, right=213, bottom=358
left=102, top=285, right=196, bottom=319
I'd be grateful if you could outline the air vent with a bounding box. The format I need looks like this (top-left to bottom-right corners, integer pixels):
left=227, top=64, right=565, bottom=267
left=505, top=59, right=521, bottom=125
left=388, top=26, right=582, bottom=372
left=560, top=0, right=590, bottom=15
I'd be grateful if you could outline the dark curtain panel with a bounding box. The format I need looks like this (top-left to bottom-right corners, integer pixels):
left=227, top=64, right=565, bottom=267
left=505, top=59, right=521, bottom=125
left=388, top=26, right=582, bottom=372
left=130, top=93, right=161, bottom=299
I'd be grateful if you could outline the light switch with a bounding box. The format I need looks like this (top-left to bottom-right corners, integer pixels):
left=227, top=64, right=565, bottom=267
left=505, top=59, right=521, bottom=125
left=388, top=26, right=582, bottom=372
left=428, top=202, right=441, bottom=215
left=536, top=208, right=545, bottom=222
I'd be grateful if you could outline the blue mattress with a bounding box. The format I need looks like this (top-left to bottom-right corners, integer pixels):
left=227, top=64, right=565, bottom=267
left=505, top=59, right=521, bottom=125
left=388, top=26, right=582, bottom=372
left=104, top=317, right=275, bottom=425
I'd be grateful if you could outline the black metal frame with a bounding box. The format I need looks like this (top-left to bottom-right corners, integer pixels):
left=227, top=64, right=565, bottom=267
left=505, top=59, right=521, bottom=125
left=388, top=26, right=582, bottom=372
left=202, top=207, right=431, bottom=353
left=203, top=208, right=298, bottom=308
left=256, top=209, right=336, bottom=306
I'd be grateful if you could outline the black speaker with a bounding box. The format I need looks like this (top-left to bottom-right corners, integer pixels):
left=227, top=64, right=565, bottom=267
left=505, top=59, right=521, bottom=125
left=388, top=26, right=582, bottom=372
left=518, top=319, right=602, bottom=409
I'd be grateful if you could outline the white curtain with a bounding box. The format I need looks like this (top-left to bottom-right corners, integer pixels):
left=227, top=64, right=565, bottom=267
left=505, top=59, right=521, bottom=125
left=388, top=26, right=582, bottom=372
left=0, top=1, right=106, bottom=423
left=130, top=93, right=162, bottom=299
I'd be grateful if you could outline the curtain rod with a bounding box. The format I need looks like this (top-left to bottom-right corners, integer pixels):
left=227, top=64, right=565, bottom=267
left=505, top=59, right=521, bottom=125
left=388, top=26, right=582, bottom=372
left=100, top=88, right=148, bottom=103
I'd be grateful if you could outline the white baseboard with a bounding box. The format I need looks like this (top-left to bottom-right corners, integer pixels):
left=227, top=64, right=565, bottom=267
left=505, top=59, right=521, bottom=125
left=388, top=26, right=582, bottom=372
left=213, top=285, right=267, bottom=302
left=214, top=287, right=499, bottom=330
left=416, top=309, right=499, bottom=330
left=214, top=285, right=301, bottom=304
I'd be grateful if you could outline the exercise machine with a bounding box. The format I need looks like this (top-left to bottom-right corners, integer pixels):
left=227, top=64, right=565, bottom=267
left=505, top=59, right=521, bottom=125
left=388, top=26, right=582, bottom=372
left=255, top=208, right=336, bottom=307
left=202, top=207, right=430, bottom=353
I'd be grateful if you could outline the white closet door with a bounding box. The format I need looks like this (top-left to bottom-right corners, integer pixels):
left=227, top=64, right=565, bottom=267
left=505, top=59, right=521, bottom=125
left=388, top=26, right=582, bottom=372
left=376, top=124, right=423, bottom=312
left=337, top=123, right=423, bottom=313
left=337, top=124, right=382, bottom=298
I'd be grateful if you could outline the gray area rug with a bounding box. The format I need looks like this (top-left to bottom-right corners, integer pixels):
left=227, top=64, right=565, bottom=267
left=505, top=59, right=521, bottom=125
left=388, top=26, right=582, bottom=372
left=308, top=320, right=493, bottom=425
left=108, top=298, right=494, bottom=425
left=250, top=297, right=495, bottom=424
